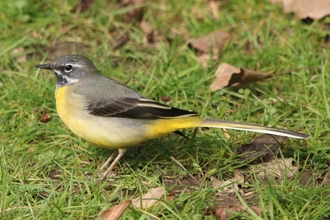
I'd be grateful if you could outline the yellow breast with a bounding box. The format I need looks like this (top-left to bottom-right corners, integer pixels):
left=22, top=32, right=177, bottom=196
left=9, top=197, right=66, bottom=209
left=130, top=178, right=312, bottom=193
left=55, top=86, right=90, bottom=141
left=55, top=86, right=151, bottom=148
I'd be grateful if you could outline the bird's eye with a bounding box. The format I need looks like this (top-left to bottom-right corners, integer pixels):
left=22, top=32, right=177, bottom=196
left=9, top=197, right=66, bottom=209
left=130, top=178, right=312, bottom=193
left=65, top=64, right=73, bottom=72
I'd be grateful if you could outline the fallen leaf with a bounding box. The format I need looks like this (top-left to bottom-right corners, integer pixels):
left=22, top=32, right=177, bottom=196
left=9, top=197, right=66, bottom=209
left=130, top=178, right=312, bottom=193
left=214, top=205, right=233, bottom=220
left=204, top=207, right=215, bottom=216
left=271, top=0, right=330, bottom=20
left=291, top=0, right=330, bottom=19
left=131, top=186, right=165, bottom=209
left=190, top=30, right=230, bottom=55
left=281, top=0, right=295, bottom=13
left=214, top=204, right=262, bottom=220
left=211, top=171, right=244, bottom=195
left=100, top=200, right=132, bottom=220
left=139, top=20, right=168, bottom=49
left=140, top=20, right=153, bottom=36
left=236, top=134, right=287, bottom=164
left=208, top=0, right=219, bottom=20
left=210, top=63, right=271, bottom=91
left=140, top=20, right=154, bottom=47
left=33, top=109, right=51, bottom=123
left=40, top=111, right=51, bottom=123
left=252, top=158, right=298, bottom=179
left=250, top=206, right=262, bottom=216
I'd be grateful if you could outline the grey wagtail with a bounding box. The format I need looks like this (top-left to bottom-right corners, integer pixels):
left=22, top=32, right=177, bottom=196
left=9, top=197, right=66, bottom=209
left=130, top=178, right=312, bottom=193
left=35, top=54, right=309, bottom=180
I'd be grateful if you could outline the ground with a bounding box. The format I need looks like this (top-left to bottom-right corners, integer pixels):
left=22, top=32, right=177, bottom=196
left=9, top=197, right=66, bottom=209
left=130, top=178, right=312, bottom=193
left=1, top=0, right=329, bottom=219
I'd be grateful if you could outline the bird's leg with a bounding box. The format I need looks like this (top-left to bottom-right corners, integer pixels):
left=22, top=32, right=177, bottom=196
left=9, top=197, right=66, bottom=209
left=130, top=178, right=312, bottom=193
left=98, top=150, right=117, bottom=173
left=100, top=148, right=127, bottom=181
left=92, top=150, right=116, bottom=181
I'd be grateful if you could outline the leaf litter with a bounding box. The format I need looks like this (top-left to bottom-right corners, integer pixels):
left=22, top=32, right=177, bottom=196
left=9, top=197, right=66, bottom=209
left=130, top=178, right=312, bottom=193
left=236, top=134, right=288, bottom=164
left=131, top=186, right=165, bottom=209
left=189, top=30, right=230, bottom=55
left=210, top=63, right=272, bottom=91
left=211, top=171, right=245, bottom=196
left=252, top=157, right=298, bottom=179
left=100, top=187, right=165, bottom=219
left=100, top=200, right=132, bottom=220
left=213, top=204, right=262, bottom=220
left=208, top=171, right=263, bottom=219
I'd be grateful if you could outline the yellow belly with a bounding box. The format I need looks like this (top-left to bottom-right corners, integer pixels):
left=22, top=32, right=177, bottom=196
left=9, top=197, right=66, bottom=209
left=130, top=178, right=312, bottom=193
left=55, top=86, right=150, bottom=148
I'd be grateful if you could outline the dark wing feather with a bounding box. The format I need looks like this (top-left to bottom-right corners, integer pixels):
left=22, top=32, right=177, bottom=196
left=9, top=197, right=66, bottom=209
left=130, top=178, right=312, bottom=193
left=87, top=97, right=139, bottom=117
left=88, top=97, right=197, bottom=119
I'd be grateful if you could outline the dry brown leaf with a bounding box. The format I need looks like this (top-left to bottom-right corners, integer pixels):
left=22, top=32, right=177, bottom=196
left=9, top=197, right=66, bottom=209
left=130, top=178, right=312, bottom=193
left=190, top=30, right=230, bottom=54
left=32, top=109, right=51, bottom=123
left=100, top=200, right=132, bottom=220
left=208, top=0, right=219, bottom=20
left=140, top=20, right=154, bottom=47
left=214, top=204, right=262, bottom=220
left=281, top=0, right=295, bottom=13
left=236, top=134, right=287, bottom=164
left=40, top=111, right=51, bottom=123
left=210, top=63, right=271, bottom=91
left=139, top=20, right=167, bottom=49
left=250, top=206, right=262, bottom=216
left=211, top=171, right=244, bottom=195
left=291, top=0, right=330, bottom=19
left=214, top=205, right=233, bottom=220
left=140, top=20, right=153, bottom=35
left=252, top=158, right=298, bottom=179
left=271, top=0, right=330, bottom=19
left=131, top=186, right=165, bottom=209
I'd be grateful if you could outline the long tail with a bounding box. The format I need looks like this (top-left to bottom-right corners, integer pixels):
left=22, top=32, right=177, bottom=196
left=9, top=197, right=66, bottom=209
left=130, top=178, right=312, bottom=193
left=199, top=119, right=309, bottom=139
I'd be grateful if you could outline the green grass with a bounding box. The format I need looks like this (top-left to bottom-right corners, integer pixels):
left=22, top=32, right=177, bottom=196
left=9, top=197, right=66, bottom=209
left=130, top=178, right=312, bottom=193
left=1, top=0, right=329, bottom=219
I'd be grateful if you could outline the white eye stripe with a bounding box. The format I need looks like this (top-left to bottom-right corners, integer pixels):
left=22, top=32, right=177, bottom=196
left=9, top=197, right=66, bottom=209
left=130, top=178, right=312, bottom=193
left=65, top=63, right=82, bottom=68
left=64, top=63, right=83, bottom=72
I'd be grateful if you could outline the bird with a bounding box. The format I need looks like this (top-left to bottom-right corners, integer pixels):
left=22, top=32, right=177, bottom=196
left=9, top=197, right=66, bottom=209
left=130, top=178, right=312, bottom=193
left=35, top=54, right=309, bottom=180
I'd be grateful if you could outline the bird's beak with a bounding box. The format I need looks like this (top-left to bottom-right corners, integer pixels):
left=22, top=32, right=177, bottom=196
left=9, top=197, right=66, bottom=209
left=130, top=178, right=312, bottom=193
left=35, top=63, right=53, bottom=70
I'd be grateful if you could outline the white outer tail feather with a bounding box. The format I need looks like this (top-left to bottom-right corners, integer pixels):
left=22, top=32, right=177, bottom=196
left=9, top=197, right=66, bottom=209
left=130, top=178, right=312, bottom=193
left=200, top=119, right=309, bottom=139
